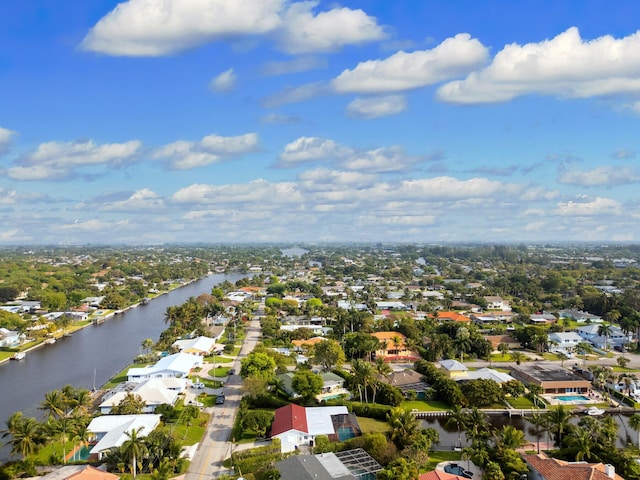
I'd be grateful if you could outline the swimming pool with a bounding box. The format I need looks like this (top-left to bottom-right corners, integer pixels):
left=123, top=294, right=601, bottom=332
left=554, top=395, right=590, bottom=402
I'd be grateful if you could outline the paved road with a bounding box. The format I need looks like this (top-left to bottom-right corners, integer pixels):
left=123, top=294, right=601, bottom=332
left=185, top=316, right=262, bottom=480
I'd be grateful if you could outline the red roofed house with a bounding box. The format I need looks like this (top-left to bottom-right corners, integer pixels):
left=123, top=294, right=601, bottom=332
left=523, top=453, right=624, bottom=480
left=370, top=331, right=420, bottom=362
left=270, top=404, right=358, bottom=453
left=432, top=311, right=471, bottom=323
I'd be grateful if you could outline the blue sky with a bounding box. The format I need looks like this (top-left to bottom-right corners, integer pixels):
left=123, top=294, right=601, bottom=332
left=2, top=0, right=640, bottom=244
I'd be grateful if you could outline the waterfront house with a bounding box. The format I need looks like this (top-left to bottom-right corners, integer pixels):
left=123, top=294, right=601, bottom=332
left=276, top=449, right=382, bottom=480
left=523, top=452, right=623, bottom=480
left=380, top=369, right=429, bottom=398
left=127, top=352, right=203, bottom=382
left=172, top=335, right=216, bottom=356
left=270, top=404, right=360, bottom=453
left=87, top=414, right=161, bottom=460
left=509, top=363, right=590, bottom=394
left=0, top=328, right=21, bottom=347
left=98, top=377, right=186, bottom=414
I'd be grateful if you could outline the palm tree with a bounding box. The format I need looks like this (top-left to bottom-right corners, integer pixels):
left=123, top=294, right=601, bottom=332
left=446, top=405, right=468, bottom=448
left=2, top=412, right=43, bottom=459
left=387, top=408, right=420, bottom=449
left=40, top=390, right=66, bottom=420
left=496, top=425, right=526, bottom=450
left=527, top=411, right=547, bottom=453
left=629, top=413, right=640, bottom=449
left=545, top=404, right=573, bottom=448
left=598, top=324, right=613, bottom=351
left=121, top=427, right=148, bottom=479
left=464, top=407, right=490, bottom=442
left=179, top=405, right=199, bottom=440
left=372, top=357, right=392, bottom=404
left=351, top=359, right=374, bottom=403
left=567, top=426, right=599, bottom=462
left=527, top=383, right=543, bottom=408
left=511, top=351, right=526, bottom=365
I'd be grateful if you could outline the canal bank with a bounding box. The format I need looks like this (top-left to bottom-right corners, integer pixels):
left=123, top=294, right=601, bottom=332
left=0, top=272, right=247, bottom=463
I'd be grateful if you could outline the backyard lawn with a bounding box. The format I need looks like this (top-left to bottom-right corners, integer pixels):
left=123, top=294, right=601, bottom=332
left=357, top=417, right=390, bottom=434
left=400, top=399, right=450, bottom=411
left=425, top=451, right=462, bottom=471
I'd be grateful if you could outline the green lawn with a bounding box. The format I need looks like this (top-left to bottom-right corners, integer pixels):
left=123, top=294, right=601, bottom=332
left=400, top=399, right=450, bottom=411
left=508, top=396, right=539, bottom=409
left=425, top=451, right=462, bottom=471
left=0, top=351, right=14, bottom=362
left=208, top=366, right=232, bottom=378
left=204, top=355, right=233, bottom=364
left=611, top=366, right=640, bottom=373
left=163, top=411, right=210, bottom=445
left=357, top=417, right=390, bottom=434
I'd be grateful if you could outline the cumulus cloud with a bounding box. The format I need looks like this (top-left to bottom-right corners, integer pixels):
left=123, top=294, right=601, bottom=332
left=262, top=56, right=327, bottom=76
left=346, top=95, right=407, bottom=119
left=80, top=0, right=386, bottom=57
left=153, top=133, right=258, bottom=170
left=0, top=127, right=16, bottom=155
left=172, top=179, right=304, bottom=205
left=558, top=165, right=640, bottom=186
left=276, top=1, right=386, bottom=54
left=80, top=0, right=284, bottom=56
left=97, top=189, right=166, bottom=212
left=438, top=27, right=640, bottom=104
left=555, top=196, right=622, bottom=216
left=8, top=139, right=141, bottom=181
left=612, top=149, right=635, bottom=160
left=209, top=68, right=236, bottom=93
left=278, top=136, right=433, bottom=173
left=332, top=34, right=488, bottom=94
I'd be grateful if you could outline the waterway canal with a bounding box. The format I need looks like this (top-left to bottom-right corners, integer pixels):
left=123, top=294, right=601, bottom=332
left=0, top=273, right=246, bottom=462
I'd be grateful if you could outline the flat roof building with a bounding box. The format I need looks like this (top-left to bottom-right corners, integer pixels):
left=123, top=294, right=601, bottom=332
left=509, top=363, right=590, bottom=394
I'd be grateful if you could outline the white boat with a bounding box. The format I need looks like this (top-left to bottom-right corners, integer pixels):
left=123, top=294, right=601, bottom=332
left=586, top=406, right=605, bottom=416
left=11, top=352, right=25, bottom=361
left=44, top=338, right=56, bottom=345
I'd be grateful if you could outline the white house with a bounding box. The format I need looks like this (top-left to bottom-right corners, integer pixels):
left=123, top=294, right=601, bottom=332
left=98, top=378, right=186, bottom=414
left=87, top=415, right=161, bottom=459
left=127, top=352, right=203, bottom=382
left=0, top=328, right=21, bottom=348
left=559, top=309, right=603, bottom=324
left=548, top=332, right=583, bottom=354
left=172, top=336, right=216, bottom=356
left=484, top=296, right=511, bottom=311
left=577, top=324, right=631, bottom=349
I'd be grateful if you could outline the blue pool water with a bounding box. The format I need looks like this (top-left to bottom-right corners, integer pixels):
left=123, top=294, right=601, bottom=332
left=337, top=427, right=355, bottom=441
left=554, top=395, right=590, bottom=402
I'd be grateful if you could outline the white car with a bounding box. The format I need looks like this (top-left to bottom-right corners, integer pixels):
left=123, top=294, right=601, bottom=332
left=192, top=382, right=205, bottom=389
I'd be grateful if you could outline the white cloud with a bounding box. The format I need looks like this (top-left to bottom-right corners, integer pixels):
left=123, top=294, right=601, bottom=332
left=276, top=1, right=386, bottom=54
left=358, top=214, right=436, bottom=226
left=259, top=113, right=301, bottom=124
left=8, top=139, right=141, bottom=180
left=346, top=95, right=407, bottom=119
left=172, top=179, right=304, bottom=205
left=279, top=137, right=348, bottom=166
left=438, top=27, right=640, bottom=104
left=98, top=189, right=165, bottom=212
left=555, top=196, right=622, bottom=216
left=262, top=82, right=329, bottom=108
left=0, top=127, right=16, bottom=155
left=262, top=56, right=327, bottom=76
left=298, top=168, right=377, bottom=188
left=80, top=0, right=284, bottom=56
left=153, top=133, right=258, bottom=169
left=332, top=34, right=488, bottom=94
left=558, top=165, right=640, bottom=186
left=209, top=68, right=236, bottom=93
left=398, top=176, right=509, bottom=199
left=612, top=149, right=635, bottom=160
left=343, top=146, right=419, bottom=173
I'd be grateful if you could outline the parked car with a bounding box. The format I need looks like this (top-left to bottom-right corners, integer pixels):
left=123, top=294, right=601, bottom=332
left=192, top=382, right=205, bottom=389
left=216, top=394, right=225, bottom=404
left=228, top=368, right=236, bottom=375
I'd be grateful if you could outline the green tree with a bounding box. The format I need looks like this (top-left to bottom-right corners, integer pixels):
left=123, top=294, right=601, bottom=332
left=179, top=405, right=199, bottom=439
left=460, top=379, right=504, bottom=407
left=545, top=404, right=573, bottom=448
left=377, top=458, right=419, bottom=480
left=312, top=340, right=346, bottom=372
left=387, top=408, right=420, bottom=450
left=111, top=393, right=146, bottom=415
left=242, top=411, right=274, bottom=437
left=121, top=427, right=148, bottom=479
left=629, top=413, right=640, bottom=449
left=291, top=370, right=323, bottom=402
left=1, top=412, right=44, bottom=459
left=240, top=352, right=277, bottom=382
left=446, top=405, right=468, bottom=448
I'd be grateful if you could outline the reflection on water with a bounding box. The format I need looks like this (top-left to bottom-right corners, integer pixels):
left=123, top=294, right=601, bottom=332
left=422, top=412, right=634, bottom=450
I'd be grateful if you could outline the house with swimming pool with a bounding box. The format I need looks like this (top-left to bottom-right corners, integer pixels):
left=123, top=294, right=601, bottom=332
left=509, top=363, right=591, bottom=395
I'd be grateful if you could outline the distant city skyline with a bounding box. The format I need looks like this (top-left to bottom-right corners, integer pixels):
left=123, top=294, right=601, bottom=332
left=1, top=1, right=640, bottom=244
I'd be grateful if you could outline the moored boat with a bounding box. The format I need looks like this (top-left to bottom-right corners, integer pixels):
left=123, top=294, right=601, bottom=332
left=586, top=406, right=605, bottom=416
left=11, top=352, right=25, bottom=361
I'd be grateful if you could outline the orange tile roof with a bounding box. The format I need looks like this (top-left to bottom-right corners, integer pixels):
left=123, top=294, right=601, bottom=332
left=292, top=337, right=325, bottom=348
left=370, top=331, right=407, bottom=341
left=419, top=471, right=465, bottom=480
left=433, top=311, right=471, bottom=322
left=523, top=453, right=624, bottom=480
left=65, top=466, right=120, bottom=480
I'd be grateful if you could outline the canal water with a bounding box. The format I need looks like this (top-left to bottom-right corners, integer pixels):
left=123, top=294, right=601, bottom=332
left=422, top=411, right=636, bottom=450
left=0, top=273, right=246, bottom=462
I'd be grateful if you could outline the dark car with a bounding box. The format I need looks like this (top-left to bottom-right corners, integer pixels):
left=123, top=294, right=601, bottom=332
left=228, top=368, right=236, bottom=375
left=215, top=394, right=225, bottom=404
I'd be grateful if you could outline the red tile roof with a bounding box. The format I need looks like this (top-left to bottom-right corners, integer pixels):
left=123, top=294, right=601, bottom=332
left=523, top=453, right=624, bottom=480
left=270, top=404, right=308, bottom=437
